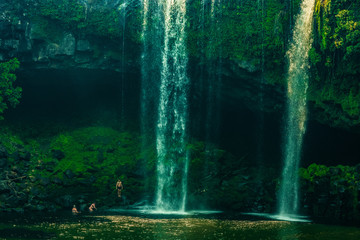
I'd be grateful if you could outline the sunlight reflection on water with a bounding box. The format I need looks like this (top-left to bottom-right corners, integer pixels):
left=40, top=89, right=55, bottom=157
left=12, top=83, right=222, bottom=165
left=1, top=213, right=360, bottom=240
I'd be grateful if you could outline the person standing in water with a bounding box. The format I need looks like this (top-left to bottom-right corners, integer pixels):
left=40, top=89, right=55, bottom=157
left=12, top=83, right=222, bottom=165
left=89, top=202, right=97, bottom=212
left=72, top=205, right=80, bottom=214
left=116, top=179, right=124, bottom=198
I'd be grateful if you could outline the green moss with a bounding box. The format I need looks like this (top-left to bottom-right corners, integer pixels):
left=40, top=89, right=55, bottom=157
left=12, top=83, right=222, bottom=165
left=10, top=126, right=147, bottom=204
left=85, top=8, right=122, bottom=39
left=300, top=163, right=329, bottom=182
left=310, top=0, right=360, bottom=126
left=340, top=90, right=360, bottom=117
left=300, top=163, right=360, bottom=218
left=36, top=0, right=86, bottom=30
left=0, top=58, right=21, bottom=120
left=29, top=17, right=65, bottom=43
left=50, top=127, right=128, bottom=175
left=0, top=130, right=24, bottom=154
left=186, top=0, right=296, bottom=85
left=309, top=48, right=322, bottom=65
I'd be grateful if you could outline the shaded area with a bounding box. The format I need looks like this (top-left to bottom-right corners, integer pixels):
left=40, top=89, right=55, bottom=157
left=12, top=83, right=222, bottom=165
left=3, top=69, right=141, bottom=135
left=303, top=121, right=360, bottom=166
left=0, top=228, right=56, bottom=239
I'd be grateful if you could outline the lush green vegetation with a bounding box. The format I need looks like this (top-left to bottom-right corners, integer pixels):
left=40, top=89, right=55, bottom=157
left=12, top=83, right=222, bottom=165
left=3, top=122, right=359, bottom=218
left=9, top=0, right=141, bottom=45
left=300, top=163, right=360, bottom=219
left=32, top=127, right=145, bottom=205
left=3, top=0, right=359, bottom=128
left=0, top=58, right=21, bottom=120
left=0, top=126, right=147, bottom=210
left=186, top=0, right=294, bottom=84
left=1, top=0, right=359, bottom=218
left=186, top=0, right=360, bottom=127
left=2, top=124, right=261, bottom=212
left=309, top=0, right=360, bottom=127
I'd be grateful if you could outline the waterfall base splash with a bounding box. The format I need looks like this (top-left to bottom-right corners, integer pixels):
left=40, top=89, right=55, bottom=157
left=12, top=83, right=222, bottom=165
left=106, top=207, right=222, bottom=216
left=243, top=213, right=311, bottom=223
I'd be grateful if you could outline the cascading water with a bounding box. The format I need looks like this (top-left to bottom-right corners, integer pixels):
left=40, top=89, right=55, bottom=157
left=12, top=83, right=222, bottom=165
left=120, top=1, right=126, bottom=128
left=194, top=0, right=222, bottom=143
left=140, top=0, right=163, bottom=201
left=197, top=0, right=222, bottom=154
left=278, top=0, right=315, bottom=217
left=141, top=0, right=190, bottom=212
left=255, top=0, right=265, bottom=190
left=210, top=0, right=216, bottom=14
left=192, top=0, right=206, bottom=135
left=289, top=0, right=293, bottom=29
left=197, top=0, right=223, bottom=204
left=205, top=0, right=222, bottom=145
left=155, top=0, right=189, bottom=212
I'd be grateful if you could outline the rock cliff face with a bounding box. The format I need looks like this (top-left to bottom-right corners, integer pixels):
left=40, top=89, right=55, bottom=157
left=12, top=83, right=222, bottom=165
left=0, top=1, right=284, bottom=114
left=1, top=0, right=359, bottom=130
left=0, top=0, right=139, bottom=71
left=0, top=17, right=125, bottom=71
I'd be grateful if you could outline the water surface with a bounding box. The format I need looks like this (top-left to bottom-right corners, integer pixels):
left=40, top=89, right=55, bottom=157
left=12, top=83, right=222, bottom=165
left=1, top=212, right=360, bottom=240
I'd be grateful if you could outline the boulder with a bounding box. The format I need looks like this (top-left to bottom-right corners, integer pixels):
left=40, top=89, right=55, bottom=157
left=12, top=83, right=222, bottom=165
left=51, top=149, right=65, bottom=160
left=3, top=39, right=20, bottom=50
left=56, top=194, right=73, bottom=208
left=36, top=204, right=45, bottom=211
left=52, top=177, right=63, bottom=185
left=0, top=181, right=10, bottom=194
left=20, top=151, right=31, bottom=161
left=76, top=40, right=92, bottom=52
left=11, top=152, right=20, bottom=162
left=0, top=145, right=8, bottom=158
left=0, top=158, right=7, bottom=168
left=39, top=177, right=50, bottom=186
left=64, top=169, right=75, bottom=179
left=58, top=33, right=76, bottom=56
left=30, top=186, right=41, bottom=196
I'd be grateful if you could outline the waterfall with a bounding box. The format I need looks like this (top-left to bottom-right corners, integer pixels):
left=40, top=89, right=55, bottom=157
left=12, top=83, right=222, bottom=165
left=194, top=0, right=222, bottom=143
left=155, top=0, right=189, bottom=212
left=206, top=0, right=222, bottom=143
left=141, top=0, right=189, bottom=212
left=278, top=0, right=315, bottom=216
left=211, top=0, right=216, bottom=15
left=120, top=1, right=126, bottom=129
left=196, top=0, right=222, bottom=205
left=289, top=0, right=293, bottom=30
left=193, top=0, right=206, bottom=136
left=140, top=0, right=163, bottom=201
left=255, top=0, right=265, bottom=193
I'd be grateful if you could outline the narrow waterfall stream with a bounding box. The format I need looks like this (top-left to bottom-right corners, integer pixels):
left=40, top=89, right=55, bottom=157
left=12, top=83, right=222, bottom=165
left=206, top=0, right=222, bottom=145
left=120, top=1, right=126, bottom=128
left=140, top=0, right=163, bottom=204
left=141, top=0, right=190, bottom=212
left=155, top=0, right=190, bottom=212
left=278, top=0, right=315, bottom=217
